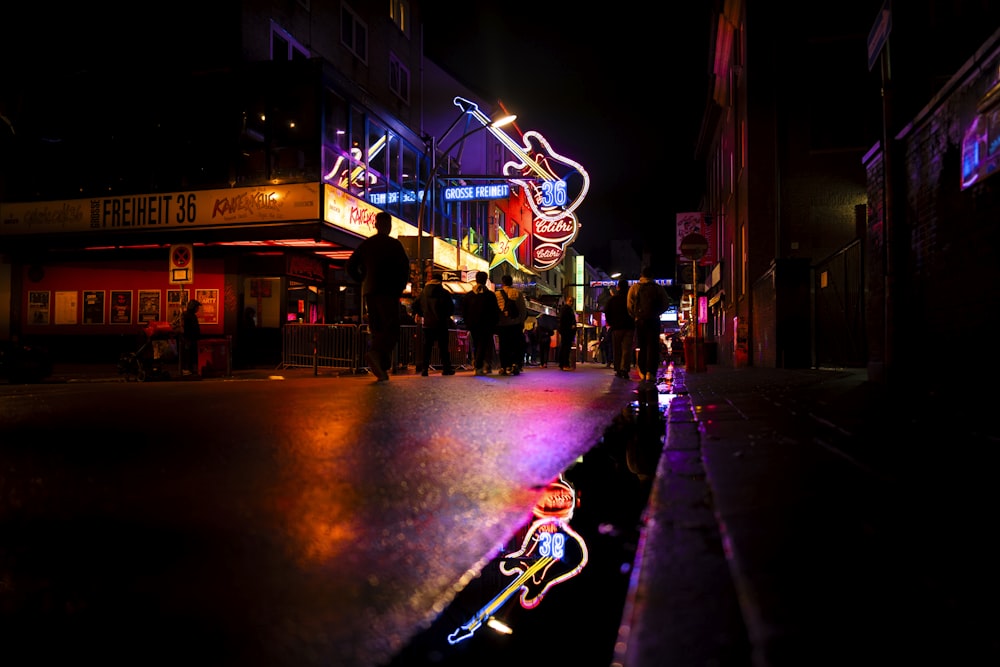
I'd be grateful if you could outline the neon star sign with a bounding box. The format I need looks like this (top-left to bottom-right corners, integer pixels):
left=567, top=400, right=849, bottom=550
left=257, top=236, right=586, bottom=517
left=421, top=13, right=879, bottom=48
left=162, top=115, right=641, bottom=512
left=488, top=226, right=527, bottom=270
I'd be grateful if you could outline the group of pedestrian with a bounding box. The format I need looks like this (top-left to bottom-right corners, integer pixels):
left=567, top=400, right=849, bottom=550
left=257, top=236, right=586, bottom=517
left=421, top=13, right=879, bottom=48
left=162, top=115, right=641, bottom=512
left=628, top=266, right=672, bottom=382
left=603, top=266, right=672, bottom=382
left=461, top=271, right=500, bottom=375
left=346, top=213, right=669, bottom=384
left=495, top=274, right=528, bottom=375
left=412, top=271, right=457, bottom=376
left=458, top=271, right=530, bottom=376
left=603, top=277, right=634, bottom=379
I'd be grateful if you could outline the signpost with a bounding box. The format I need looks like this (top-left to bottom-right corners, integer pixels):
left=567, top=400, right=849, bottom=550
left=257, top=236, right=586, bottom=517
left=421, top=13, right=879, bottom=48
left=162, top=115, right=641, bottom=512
left=169, top=244, right=194, bottom=285
left=680, top=233, right=709, bottom=372
left=867, top=0, right=892, bottom=72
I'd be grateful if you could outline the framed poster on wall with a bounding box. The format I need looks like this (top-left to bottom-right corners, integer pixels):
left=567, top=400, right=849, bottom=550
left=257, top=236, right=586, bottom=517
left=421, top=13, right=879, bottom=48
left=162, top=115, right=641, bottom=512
left=110, top=290, right=132, bottom=324
left=194, top=288, right=219, bottom=324
left=54, top=291, right=78, bottom=325
left=166, top=289, right=189, bottom=325
left=82, top=290, right=105, bottom=324
left=138, top=289, right=161, bottom=323
left=28, top=290, right=50, bottom=325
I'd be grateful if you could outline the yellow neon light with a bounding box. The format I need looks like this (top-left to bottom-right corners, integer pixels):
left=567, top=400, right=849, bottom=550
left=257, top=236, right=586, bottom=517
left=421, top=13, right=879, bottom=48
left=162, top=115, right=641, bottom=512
left=488, top=227, right=527, bottom=270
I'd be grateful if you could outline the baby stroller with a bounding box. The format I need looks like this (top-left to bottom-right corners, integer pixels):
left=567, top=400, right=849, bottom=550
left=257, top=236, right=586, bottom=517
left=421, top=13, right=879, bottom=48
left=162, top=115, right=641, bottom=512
left=117, top=321, right=178, bottom=382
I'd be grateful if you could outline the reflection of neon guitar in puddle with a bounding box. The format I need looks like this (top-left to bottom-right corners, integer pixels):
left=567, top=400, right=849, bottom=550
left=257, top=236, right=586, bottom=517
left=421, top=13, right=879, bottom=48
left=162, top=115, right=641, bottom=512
left=446, top=516, right=588, bottom=645
left=453, top=96, right=590, bottom=222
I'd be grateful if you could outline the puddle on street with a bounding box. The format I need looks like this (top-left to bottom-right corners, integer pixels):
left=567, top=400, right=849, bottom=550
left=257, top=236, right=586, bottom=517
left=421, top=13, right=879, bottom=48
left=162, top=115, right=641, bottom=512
left=387, top=376, right=676, bottom=667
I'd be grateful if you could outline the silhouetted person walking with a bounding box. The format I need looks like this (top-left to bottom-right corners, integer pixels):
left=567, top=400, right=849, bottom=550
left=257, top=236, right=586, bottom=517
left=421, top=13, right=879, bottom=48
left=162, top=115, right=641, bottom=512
left=346, top=211, right=410, bottom=382
left=557, top=294, right=577, bottom=370
left=627, top=266, right=670, bottom=382
left=412, top=272, right=456, bottom=375
left=462, top=270, right=501, bottom=376
left=604, top=277, right=635, bottom=378
left=181, top=299, right=201, bottom=376
left=496, top=274, right=527, bottom=375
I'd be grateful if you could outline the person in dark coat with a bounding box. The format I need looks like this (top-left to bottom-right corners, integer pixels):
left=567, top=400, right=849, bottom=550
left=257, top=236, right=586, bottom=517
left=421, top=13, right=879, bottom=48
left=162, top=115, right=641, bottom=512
left=181, top=299, right=201, bottom=376
left=346, top=211, right=410, bottom=382
left=412, top=272, right=456, bottom=376
left=557, top=294, right=577, bottom=371
left=604, top=277, right=636, bottom=378
left=461, top=270, right=501, bottom=376
left=627, top=266, right=671, bottom=382
left=495, top=274, right=528, bottom=375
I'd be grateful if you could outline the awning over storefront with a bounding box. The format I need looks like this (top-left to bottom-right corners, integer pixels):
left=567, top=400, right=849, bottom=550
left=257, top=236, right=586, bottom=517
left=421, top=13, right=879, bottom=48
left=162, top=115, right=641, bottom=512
left=441, top=280, right=473, bottom=295
left=526, top=298, right=557, bottom=317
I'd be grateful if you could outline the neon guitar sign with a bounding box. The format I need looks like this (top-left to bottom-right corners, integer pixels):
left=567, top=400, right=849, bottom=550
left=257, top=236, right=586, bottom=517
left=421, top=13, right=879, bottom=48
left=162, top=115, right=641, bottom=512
left=447, top=475, right=587, bottom=645
left=454, top=97, right=590, bottom=270
left=455, top=97, right=590, bottom=222
left=447, top=516, right=588, bottom=645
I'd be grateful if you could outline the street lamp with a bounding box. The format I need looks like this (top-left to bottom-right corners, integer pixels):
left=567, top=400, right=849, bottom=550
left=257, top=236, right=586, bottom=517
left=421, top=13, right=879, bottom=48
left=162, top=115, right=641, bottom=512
left=415, top=103, right=516, bottom=287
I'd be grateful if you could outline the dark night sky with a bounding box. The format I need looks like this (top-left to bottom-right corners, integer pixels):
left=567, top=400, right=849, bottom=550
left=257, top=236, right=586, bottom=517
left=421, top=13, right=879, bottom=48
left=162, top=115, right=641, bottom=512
left=422, top=3, right=713, bottom=276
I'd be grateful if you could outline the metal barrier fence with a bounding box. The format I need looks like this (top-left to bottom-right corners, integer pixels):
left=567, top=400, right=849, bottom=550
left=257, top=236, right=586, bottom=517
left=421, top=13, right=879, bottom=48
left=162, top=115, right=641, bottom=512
left=282, top=323, right=473, bottom=373
left=282, top=324, right=362, bottom=372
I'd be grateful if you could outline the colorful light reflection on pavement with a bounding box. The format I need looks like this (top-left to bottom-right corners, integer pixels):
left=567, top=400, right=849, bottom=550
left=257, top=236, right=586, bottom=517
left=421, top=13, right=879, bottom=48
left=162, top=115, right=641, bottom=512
left=0, top=363, right=671, bottom=667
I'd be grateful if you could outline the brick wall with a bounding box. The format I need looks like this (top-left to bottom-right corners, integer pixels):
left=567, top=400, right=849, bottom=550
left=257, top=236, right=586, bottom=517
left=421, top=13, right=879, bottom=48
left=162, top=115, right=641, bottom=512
left=867, top=34, right=1000, bottom=383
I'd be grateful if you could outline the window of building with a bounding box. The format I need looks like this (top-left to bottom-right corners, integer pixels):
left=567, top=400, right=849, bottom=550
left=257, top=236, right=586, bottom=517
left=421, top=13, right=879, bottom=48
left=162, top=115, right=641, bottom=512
left=740, top=223, right=747, bottom=296
left=341, top=3, right=368, bottom=63
left=739, top=120, right=746, bottom=170
left=389, top=0, right=410, bottom=38
left=271, top=21, right=310, bottom=61
left=389, top=52, right=410, bottom=103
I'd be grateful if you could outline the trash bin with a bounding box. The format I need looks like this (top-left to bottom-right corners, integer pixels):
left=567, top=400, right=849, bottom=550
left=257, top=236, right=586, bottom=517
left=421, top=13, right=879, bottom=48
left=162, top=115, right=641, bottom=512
left=683, top=337, right=706, bottom=373
left=198, top=337, right=231, bottom=377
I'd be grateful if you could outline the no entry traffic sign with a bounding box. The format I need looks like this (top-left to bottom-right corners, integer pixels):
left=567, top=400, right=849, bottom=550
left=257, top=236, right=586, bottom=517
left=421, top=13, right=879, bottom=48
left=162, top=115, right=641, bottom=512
left=680, top=233, right=709, bottom=260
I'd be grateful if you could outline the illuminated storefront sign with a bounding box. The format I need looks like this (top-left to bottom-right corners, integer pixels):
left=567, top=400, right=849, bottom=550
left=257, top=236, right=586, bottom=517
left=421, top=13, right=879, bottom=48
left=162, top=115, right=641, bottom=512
left=454, top=96, right=590, bottom=271
left=367, top=189, right=421, bottom=206
left=0, top=184, right=321, bottom=235
left=962, top=75, right=1000, bottom=189
left=589, top=279, right=673, bottom=288
left=574, top=255, right=584, bottom=312
left=323, top=135, right=389, bottom=189
left=442, top=183, right=510, bottom=202
left=488, top=227, right=528, bottom=270
left=323, top=185, right=416, bottom=239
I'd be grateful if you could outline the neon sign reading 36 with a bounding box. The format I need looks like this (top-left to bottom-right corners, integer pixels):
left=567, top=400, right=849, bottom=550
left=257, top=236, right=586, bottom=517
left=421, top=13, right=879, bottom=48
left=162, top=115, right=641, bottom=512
left=539, top=180, right=568, bottom=208
left=537, top=530, right=566, bottom=559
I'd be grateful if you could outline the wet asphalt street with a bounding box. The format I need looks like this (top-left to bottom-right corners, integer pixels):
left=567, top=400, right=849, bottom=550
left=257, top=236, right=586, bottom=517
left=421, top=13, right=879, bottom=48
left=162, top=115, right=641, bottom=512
left=0, top=364, right=660, bottom=667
